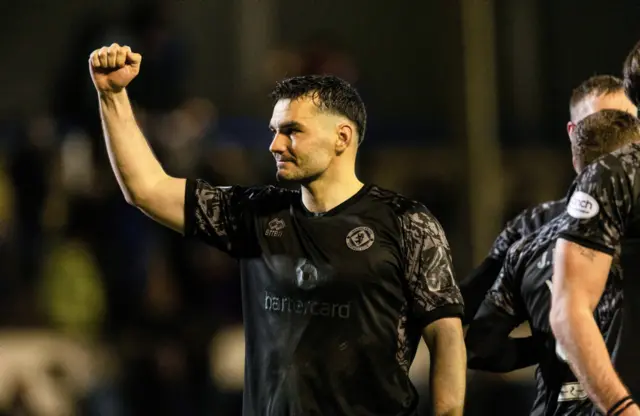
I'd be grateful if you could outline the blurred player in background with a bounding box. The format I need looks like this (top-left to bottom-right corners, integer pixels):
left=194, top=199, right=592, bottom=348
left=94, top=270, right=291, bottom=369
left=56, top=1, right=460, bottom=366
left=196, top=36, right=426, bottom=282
left=88, top=43, right=466, bottom=416
left=465, top=110, right=640, bottom=415
left=460, top=75, right=637, bottom=322
left=549, top=40, right=640, bottom=416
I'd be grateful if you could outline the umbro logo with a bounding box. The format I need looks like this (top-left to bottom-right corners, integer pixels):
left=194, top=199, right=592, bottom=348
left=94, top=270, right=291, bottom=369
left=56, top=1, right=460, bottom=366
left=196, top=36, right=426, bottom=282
left=265, top=218, right=285, bottom=237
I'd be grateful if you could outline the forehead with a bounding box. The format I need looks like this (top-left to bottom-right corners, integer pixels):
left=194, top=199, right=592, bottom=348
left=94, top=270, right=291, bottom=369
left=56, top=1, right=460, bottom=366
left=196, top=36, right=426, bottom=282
left=575, top=91, right=637, bottom=121
left=270, top=97, right=320, bottom=127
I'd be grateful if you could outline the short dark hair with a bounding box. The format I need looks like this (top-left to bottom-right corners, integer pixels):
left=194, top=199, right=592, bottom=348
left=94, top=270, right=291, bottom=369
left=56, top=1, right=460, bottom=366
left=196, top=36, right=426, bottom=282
left=623, top=39, right=640, bottom=108
left=269, top=75, right=367, bottom=144
left=572, top=109, right=640, bottom=170
left=569, top=75, right=625, bottom=122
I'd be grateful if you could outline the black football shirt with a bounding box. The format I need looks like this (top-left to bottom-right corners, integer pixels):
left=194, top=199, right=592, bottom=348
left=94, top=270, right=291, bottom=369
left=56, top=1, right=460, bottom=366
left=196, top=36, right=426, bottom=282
left=183, top=180, right=464, bottom=416
left=556, top=142, right=640, bottom=402
left=460, top=199, right=565, bottom=322
left=478, top=213, right=621, bottom=415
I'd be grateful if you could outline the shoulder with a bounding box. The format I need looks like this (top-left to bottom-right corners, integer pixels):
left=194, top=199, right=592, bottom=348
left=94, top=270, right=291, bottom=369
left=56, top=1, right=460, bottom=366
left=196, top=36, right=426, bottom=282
left=368, top=185, right=448, bottom=244
left=192, top=180, right=299, bottom=211
left=368, top=185, right=434, bottom=217
left=509, top=198, right=566, bottom=228
left=580, top=144, right=639, bottom=185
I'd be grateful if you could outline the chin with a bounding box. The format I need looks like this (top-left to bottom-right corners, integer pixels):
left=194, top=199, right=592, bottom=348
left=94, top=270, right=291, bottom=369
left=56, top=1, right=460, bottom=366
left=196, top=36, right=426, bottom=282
left=276, top=168, right=309, bottom=183
left=275, top=170, right=296, bottom=182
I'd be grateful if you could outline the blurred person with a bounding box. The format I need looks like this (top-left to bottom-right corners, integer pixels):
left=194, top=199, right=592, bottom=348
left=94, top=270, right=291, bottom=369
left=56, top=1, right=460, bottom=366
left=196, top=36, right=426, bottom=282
left=548, top=40, right=640, bottom=416
left=465, top=110, right=640, bottom=415
left=89, top=43, right=466, bottom=416
left=10, top=115, right=57, bottom=289
left=459, top=75, right=637, bottom=323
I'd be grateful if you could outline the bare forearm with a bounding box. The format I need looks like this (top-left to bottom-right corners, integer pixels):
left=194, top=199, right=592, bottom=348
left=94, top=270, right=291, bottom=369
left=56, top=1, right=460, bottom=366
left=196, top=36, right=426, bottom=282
left=429, top=325, right=466, bottom=415
left=552, top=307, right=632, bottom=414
left=98, top=90, right=167, bottom=204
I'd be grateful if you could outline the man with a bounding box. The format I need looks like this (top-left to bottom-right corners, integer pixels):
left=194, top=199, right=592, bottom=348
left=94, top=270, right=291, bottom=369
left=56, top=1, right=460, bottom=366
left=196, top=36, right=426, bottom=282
left=460, top=75, right=637, bottom=323
left=549, top=42, right=640, bottom=416
left=465, top=110, right=640, bottom=415
left=88, top=43, right=466, bottom=415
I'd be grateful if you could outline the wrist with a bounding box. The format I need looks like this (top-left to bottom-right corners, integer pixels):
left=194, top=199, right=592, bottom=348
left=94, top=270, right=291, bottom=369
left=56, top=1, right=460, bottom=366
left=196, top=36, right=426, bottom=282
left=98, top=89, right=127, bottom=102
left=620, top=403, right=640, bottom=416
left=608, top=396, right=638, bottom=415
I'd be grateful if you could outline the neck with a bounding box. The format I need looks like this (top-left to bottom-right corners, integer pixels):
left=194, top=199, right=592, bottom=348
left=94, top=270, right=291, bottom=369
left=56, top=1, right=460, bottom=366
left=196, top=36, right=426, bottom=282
left=300, top=168, right=364, bottom=213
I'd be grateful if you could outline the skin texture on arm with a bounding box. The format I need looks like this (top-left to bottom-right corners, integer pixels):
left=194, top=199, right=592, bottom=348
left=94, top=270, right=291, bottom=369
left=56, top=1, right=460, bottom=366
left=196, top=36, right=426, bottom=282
left=423, top=317, right=466, bottom=416
left=90, top=43, right=187, bottom=234
left=550, top=239, right=639, bottom=415
left=98, top=90, right=186, bottom=233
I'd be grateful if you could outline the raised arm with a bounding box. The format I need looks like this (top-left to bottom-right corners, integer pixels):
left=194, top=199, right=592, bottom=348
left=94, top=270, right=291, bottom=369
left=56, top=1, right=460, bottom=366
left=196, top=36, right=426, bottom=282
left=90, top=43, right=186, bottom=233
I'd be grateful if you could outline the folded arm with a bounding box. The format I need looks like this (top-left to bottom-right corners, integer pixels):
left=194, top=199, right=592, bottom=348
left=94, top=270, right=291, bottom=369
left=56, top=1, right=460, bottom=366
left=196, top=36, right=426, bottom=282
left=466, top=301, right=537, bottom=372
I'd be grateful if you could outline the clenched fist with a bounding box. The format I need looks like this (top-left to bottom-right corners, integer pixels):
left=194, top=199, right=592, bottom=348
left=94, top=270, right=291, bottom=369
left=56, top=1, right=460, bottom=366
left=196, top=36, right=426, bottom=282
left=89, top=43, right=142, bottom=94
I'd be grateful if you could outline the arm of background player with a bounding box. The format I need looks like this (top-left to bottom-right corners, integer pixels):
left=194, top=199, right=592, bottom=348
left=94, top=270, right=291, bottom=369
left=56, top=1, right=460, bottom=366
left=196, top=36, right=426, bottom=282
left=460, top=206, right=536, bottom=323
left=551, top=158, right=638, bottom=415
left=459, top=257, right=502, bottom=324
left=99, top=89, right=186, bottom=233
left=399, top=206, right=466, bottom=415
left=466, top=301, right=536, bottom=372
left=551, top=240, right=638, bottom=415
left=466, top=248, right=537, bottom=372
left=423, top=318, right=466, bottom=416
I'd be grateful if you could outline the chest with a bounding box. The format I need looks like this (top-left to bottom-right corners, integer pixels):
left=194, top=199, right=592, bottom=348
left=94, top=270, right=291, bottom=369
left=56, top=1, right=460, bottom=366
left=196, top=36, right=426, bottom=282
left=250, top=211, right=404, bottom=294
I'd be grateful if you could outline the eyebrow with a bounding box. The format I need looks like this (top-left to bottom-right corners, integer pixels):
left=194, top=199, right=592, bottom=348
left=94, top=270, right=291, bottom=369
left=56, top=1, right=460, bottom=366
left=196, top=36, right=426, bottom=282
left=269, top=121, right=304, bottom=131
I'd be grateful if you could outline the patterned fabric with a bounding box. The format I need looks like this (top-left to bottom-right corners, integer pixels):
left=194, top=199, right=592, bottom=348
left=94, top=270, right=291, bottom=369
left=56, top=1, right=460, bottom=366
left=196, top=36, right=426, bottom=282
left=489, top=199, right=566, bottom=261
left=558, top=143, right=640, bottom=255
left=184, top=181, right=464, bottom=414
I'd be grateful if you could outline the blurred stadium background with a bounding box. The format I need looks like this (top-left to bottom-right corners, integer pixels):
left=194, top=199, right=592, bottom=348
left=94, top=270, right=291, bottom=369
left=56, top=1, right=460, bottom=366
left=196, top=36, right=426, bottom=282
left=0, top=0, right=637, bottom=414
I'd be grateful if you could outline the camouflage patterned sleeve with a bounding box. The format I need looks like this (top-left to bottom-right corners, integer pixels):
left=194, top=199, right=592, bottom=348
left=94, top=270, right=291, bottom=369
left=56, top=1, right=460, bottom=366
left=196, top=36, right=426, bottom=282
left=488, top=200, right=564, bottom=261
left=399, top=205, right=464, bottom=327
left=488, top=211, right=529, bottom=261
left=485, top=241, right=527, bottom=319
left=184, top=179, right=256, bottom=257
left=558, top=157, right=633, bottom=255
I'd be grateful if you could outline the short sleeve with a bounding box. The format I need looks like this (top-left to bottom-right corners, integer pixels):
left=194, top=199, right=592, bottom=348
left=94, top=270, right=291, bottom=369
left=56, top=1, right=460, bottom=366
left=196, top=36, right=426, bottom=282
left=485, top=243, right=527, bottom=320
left=557, top=159, right=633, bottom=255
left=399, top=206, right=464, bottom=327
left=184, top=179, right=256, bottom=257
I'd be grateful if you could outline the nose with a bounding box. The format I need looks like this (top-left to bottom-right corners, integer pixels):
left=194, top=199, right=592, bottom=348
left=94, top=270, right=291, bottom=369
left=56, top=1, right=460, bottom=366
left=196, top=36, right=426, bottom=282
left=269, top=132, right=288, bottom=155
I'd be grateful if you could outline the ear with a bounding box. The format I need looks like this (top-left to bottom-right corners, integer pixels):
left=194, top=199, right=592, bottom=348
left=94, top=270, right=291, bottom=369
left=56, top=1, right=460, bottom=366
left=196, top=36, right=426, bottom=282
left=567, top=121, right=576, bottom=138
left=335, top=123, right=353, bottom=154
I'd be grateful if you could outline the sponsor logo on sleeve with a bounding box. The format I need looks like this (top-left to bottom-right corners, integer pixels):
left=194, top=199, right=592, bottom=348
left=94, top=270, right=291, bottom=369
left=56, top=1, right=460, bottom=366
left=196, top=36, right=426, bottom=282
left=566, top=191, right=599, bottom=219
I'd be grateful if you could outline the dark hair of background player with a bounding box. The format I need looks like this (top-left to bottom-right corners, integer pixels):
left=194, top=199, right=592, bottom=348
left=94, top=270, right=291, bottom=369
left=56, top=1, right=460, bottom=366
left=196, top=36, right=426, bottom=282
left=569, top=75, right=625, bottom=122
left=623, top=39, right=640, bottom=108
left=270, top=74, right=367, bottom=144
left=572, top=109, right=640, bottom=171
